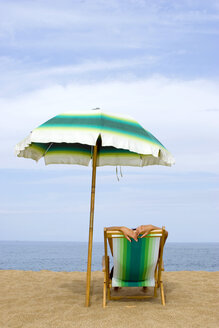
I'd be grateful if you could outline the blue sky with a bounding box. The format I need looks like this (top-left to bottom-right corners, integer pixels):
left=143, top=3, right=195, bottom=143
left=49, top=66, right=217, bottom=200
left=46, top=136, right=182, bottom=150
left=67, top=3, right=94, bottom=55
left=0, top=0, right=219, bottom=242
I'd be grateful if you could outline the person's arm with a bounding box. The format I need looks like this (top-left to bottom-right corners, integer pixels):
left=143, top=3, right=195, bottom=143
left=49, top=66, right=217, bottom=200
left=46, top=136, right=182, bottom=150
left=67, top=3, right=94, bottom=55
left=106, top=226, right=138, bottom=242
left=135, top=224, right=159, bottom=238
left=135, top=225, right=168, bottom=244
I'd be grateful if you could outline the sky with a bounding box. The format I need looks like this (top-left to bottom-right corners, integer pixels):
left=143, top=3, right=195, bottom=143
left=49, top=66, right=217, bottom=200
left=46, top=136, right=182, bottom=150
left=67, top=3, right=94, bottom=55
left=0, top=0, right=219, bottom=242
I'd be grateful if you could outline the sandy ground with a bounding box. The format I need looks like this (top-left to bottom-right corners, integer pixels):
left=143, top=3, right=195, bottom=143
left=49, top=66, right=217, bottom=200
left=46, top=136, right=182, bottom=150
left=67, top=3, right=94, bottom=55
left=0, top=270, right=218, bottom=328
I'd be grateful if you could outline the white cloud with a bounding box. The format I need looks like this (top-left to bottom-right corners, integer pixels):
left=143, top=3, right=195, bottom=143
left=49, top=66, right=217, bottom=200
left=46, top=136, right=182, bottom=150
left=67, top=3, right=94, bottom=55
left=1, top=0, right=219, bottom=31
left=0, top=56, right=159, bottom=96
left=1, top=0, right=219, bottom=50
left=32, top=56, right=158, bottom=76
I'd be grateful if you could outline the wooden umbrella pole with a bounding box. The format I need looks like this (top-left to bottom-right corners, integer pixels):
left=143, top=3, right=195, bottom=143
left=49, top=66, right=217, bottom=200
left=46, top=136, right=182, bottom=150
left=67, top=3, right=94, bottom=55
left=85, top=144, right=98, bottom=307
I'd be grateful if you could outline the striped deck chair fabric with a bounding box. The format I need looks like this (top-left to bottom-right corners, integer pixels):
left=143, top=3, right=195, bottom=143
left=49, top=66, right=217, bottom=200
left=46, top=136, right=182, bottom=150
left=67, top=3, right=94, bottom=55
left=103, top=228, right=166, bottom=306
left=112, top=235, right=160, bottom=287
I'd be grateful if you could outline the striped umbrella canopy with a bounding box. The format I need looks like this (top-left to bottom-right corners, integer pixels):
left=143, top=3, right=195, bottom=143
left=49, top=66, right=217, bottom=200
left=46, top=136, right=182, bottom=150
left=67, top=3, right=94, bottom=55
left=15, top=109, right=174, bottom=306
left=15, top=109, right=174, bottom=167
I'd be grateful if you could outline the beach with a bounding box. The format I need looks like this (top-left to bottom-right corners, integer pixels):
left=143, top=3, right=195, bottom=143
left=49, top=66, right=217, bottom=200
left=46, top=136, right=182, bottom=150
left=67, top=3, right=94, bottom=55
left=0, top=270, right=218, bottom=328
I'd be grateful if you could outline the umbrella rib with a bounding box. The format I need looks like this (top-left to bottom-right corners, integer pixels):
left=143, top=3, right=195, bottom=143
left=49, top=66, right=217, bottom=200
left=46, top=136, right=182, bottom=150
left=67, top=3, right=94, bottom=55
left=43, top=142, right=54, bottom=156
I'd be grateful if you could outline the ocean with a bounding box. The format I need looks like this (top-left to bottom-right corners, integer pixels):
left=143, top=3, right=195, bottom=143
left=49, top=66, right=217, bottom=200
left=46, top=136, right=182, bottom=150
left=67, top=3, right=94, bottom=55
left=0, top=241, right=218, bottom=272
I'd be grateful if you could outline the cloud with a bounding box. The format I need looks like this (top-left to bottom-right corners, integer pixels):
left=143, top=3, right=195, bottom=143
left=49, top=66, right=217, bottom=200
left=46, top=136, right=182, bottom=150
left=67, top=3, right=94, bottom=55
left=1, top=1, right=219, bottom=31
left=1, top=0, right=219, bottom=52
left=0, top=56, right=159, bottom=96
left=1, top=0, right=219, bottom=100
left=202, top=108, right=219, bottom=112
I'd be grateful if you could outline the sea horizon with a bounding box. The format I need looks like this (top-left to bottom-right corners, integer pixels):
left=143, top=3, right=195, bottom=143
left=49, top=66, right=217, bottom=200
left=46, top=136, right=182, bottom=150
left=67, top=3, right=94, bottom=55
left=0, top=240, right=218, bottom=244
left=1, top=240, right=218, bottom=272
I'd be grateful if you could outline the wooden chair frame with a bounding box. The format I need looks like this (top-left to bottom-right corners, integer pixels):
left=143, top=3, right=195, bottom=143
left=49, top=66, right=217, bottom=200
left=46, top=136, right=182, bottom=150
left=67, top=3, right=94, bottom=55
left=103, top=227, right=166, bottom=307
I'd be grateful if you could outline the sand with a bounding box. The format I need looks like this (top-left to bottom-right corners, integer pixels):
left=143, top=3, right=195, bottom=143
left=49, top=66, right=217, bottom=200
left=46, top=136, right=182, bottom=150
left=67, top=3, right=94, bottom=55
left=0, top=270, right=218, bottom=328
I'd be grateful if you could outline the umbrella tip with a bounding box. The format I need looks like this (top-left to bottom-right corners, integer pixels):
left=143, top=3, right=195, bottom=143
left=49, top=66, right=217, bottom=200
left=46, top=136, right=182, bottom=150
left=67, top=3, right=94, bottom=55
left=92, top=107, right=100, bottom=110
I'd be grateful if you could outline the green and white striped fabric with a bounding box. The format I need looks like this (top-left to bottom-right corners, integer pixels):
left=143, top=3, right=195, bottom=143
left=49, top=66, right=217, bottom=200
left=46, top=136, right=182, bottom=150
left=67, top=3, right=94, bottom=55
left=15, top=109, right=174, bottom=167
left=112, top=235, right=160, bottom=287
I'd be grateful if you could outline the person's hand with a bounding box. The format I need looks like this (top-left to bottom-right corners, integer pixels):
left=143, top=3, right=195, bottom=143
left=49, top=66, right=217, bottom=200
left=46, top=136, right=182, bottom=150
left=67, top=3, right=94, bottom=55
left=120, top=227, right=138, bottom=242
left=135, top=225, right=153, bottom=238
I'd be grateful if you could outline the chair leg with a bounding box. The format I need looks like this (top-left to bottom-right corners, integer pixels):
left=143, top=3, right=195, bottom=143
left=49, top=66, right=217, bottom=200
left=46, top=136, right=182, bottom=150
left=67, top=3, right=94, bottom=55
left=103, top=269, right=107, bottom=308
left=160, top=281, right=165, bottom=306
left=103, top=280, right=106, bottom=307
left=154, top=266, right=158, bottom=297
left=154, top=285, right=157, bottom=297
left=107, top=285, right=111, bottom=300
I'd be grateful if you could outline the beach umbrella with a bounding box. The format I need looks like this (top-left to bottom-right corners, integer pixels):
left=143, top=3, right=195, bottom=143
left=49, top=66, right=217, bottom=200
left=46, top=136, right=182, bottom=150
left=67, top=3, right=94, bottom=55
left=15, top=108, right=174, bottom=306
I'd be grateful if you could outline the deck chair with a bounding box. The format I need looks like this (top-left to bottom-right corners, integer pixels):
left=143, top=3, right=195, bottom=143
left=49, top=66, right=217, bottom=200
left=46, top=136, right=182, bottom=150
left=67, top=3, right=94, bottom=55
left=103, top=227, right=166, bottom=307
